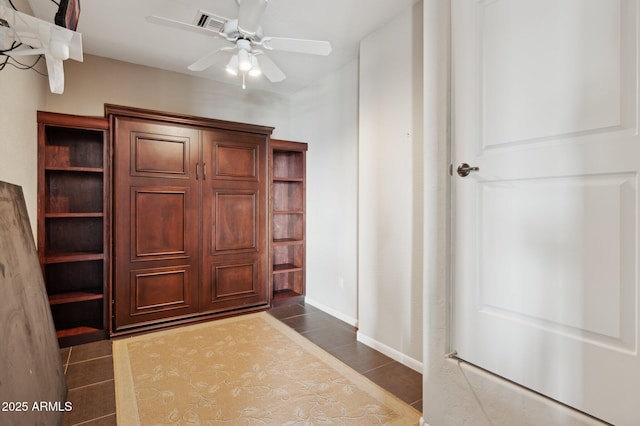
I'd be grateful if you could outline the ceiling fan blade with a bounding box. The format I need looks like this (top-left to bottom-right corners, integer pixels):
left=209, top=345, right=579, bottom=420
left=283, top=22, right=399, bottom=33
left=7, top=47, right=47, bottom=56
left=67, top=31, right=83, bottom=62
left=188, top=49, right=222, bottom=72
left=146, top=15, right=221, bottom=38
left=256, top=54, right=285, bottom=83
left=44, top=53, right=65, bottom=94
left=237, top=0, right=268, bottom=36
left=263, top=37, right=332, bottom=56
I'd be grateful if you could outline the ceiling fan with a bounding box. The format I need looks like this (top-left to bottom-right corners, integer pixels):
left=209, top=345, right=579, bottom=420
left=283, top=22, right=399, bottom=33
left=147, top=0, right=331, bottom=88
left=0, top=5, right=82, bottom=94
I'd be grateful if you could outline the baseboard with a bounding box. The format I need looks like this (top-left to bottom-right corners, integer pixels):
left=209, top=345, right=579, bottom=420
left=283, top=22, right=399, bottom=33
left=304, top=297, right=358, bottom=328
left=305, top=299, right=423, bottom=374
left=356, top=331, right=423, bottom=373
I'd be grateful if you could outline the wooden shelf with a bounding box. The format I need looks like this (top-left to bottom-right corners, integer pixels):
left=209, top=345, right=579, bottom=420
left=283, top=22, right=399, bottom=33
left=273, top=238, right=303, bottom=245
left=45, top=166, right=104, bottom=173
left=273, top=263, right=303, bottom=273
left=56, top=326, right=102, bottom=338
left=49, top=291, right=104, bottom=305
left=273, top=289, right=304, bottom=299
left=45, top=171, right=104, bottom=214
left=38, top=111, right=109, bottom=348
left=45, top=212, right=104, bottom=219
left=273, top=288, right=303, bottom=296
left=270, top=140, right=307, bottom=307
left=273, top=177, right=304, bottom=182
left=44, top=252, right=105, bottom=264
left=272, top=289, right=304, bottom=308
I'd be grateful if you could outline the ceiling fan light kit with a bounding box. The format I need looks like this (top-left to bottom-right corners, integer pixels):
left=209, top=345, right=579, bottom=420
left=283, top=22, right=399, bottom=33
left=225, top=54, right=239, bottom=75
left=249, top=55, right=261, bottom=76
left=148, top=0, right=332, bottom=89
left=237, top=45, right=251, bottom=71
left=224, top=39, right=262, bottom=87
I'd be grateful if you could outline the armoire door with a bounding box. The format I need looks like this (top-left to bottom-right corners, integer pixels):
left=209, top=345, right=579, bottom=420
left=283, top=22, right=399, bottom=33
left=113, top=117, right=201, bottom=331
left=199, top=129, right=268, bottom=312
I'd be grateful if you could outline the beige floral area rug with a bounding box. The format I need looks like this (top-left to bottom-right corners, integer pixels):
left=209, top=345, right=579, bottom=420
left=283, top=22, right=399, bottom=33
left=113, top=312, right=421, bottom=425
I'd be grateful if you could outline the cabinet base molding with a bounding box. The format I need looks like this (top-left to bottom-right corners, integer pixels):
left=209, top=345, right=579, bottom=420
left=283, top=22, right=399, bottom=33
left=272, top=291, right=305, bottom=307
left=110, top=305, right=270, bottom=338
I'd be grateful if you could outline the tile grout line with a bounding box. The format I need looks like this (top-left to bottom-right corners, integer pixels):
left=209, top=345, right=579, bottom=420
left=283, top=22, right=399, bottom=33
left=71, top=411, right=116, bottom=426
left=67, top=354, right=113, bottom=367
left=67, top=378, right=114, bottom=392
left=360, top=359, right=397, bottom=375
left=64, top=347, right=72, bottom=375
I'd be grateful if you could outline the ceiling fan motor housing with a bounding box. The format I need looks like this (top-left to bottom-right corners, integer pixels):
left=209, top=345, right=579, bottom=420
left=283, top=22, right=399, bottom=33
left=223, top=19, right=263, bottom=43
left=237, top=0, right=268, bottom=37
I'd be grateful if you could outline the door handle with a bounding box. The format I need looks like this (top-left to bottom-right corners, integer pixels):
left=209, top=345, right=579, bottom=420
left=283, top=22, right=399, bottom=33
left=457, top=163, right=479, bottom=177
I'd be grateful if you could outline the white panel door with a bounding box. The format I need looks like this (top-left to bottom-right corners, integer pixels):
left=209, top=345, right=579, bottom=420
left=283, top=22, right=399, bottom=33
left=452, top=1, right=639, bottom=425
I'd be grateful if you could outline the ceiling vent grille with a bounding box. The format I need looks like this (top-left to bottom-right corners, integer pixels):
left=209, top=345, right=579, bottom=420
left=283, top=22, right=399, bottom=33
left=194, top=11, right=226, bottom=32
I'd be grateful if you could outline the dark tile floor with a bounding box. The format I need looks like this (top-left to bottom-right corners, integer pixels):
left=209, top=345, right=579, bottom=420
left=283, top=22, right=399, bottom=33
left=60, top=302, right=422, bottom=425
left=269, top=303, right=423, bottom=411
left=60, top=340, right=116, bottom=425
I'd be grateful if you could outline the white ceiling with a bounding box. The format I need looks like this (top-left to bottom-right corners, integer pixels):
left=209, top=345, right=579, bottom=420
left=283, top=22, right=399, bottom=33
left=27, top=0, right=417, bottom=94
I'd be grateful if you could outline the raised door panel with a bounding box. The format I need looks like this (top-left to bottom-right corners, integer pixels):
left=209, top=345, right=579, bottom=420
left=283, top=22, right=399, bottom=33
left=201, top=260, right=263, bottom=310
left=131, top=188, right=189, bottom=260
left=200, top=129, right=268, bottom=312
left=113, top=118, right=200, bottom=331
left=214, top=191, right=257, bottom=253
left=129, top=266, right=194, bottom=317
left=215, top=144, right=258, bottom=180
left=130, top=132, right=191, bottom=179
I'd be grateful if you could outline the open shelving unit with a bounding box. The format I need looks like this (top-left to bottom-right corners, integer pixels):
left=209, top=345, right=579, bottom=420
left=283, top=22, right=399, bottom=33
left=37, top=112, right=109, bottom=347
left=270, top=140, right=307, bottom=306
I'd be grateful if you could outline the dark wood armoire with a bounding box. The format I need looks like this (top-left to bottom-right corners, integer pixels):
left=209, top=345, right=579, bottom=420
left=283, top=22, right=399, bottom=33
left=106, top=105, right=274, bottom=334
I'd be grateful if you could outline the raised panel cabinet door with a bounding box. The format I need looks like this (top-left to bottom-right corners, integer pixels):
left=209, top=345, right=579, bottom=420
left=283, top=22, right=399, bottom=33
left=199, top=129, right=268, bottom=312
left=113, top=117, right=201, bottom=331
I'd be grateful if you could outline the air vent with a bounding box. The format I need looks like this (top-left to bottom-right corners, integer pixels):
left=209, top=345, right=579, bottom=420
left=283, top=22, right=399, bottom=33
left=194, top=10, right=226, bottom=32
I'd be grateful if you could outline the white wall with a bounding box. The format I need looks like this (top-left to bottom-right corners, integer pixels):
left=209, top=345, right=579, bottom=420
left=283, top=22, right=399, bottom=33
left=0, top=51, right=47, bottom=236
left=358, top=2, right=423, bottom=370
left=289, top=59, right=359, bottom=325
left=422, top=1, right=606, bottom=424
left=44, top=55, right=291, bottom=139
